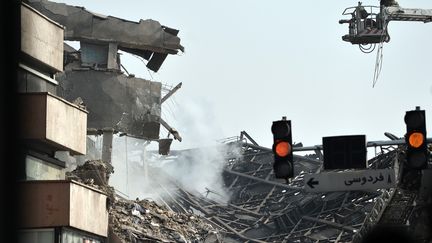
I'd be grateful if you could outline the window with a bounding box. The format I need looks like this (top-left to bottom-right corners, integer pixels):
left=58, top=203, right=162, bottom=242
left=18, top=228, right=55, bottom=243
left=25, top=154, right=65, bottom=180
left=61, top=228, right=103, bottom=243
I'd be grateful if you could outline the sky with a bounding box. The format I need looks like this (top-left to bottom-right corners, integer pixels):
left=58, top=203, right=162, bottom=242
left=56, top=0, right=432, bottom=151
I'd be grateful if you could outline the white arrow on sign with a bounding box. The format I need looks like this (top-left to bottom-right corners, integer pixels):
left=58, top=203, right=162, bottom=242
left=304, top=168, right=396, bottom=193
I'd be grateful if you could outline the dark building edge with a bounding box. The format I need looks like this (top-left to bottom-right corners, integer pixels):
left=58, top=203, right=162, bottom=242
left=0, top=1, right=20, bottom=242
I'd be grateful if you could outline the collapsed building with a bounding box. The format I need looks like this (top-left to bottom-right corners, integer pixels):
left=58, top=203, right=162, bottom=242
left=135, top=138, right=394, bottom=242
left=27, top=0, right=184, bottom=150
left=125, top=134, right=432, bottom=242
left=83, top=130, right=430, bottom=242
left=15, top=0, right=432, bottom=242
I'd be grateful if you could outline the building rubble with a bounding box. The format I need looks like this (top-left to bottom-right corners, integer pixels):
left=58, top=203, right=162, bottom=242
left=66, top=160, right=223, bottom=243
left=140, top=138, right=402, bottom=242
left=65, top=160, right=116, bottom=200
left=109, top=198, right=220, bottom=243
left=62, top=133, right=431, bottom=243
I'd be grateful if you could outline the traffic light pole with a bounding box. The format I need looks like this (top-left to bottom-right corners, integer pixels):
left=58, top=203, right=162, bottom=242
left=292, top=138, right=432, bottom=152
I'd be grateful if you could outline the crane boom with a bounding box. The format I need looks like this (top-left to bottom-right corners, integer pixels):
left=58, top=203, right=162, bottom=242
left=384, top=6, right=432, bottom=23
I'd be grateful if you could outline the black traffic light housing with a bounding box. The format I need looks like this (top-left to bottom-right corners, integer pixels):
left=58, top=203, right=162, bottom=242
left=271, top=118, right=293, bottom=179
left=404, top=107, right=428, bottom=169
left=322, top=135, right=367, bottom=170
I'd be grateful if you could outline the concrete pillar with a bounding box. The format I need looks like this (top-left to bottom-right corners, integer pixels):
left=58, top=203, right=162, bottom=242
left=107, top=43, right=118, bottom=70
left=102, top=128, right=114, bottom=164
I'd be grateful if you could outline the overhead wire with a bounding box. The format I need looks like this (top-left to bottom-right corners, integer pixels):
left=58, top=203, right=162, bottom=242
left=161, top=85, right=180, bottom=138
left=164, top=99, right=177, bottom=120
left=171, top=95, right=180, bottom=107
left=168, top=99, right=178, bottom=120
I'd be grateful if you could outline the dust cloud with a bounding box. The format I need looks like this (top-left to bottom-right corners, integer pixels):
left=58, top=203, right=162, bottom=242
left=108, top=96, right=237, bottom=204
left=108, top=136, right=235, bottom=205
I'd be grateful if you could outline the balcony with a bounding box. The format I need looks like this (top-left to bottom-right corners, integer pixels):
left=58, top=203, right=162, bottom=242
left=17, top=180, right=108, bottom=237
left=18, top=92, right=88, bottom=155
left=21, top=3, right=64, bottom=73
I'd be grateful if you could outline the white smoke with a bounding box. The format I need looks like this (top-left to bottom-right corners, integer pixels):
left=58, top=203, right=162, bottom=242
left=156, top=146, right=233, bottom=203
left=107, top=135, right=234, bottom=204
left=107, top=95, right=235, bottom=204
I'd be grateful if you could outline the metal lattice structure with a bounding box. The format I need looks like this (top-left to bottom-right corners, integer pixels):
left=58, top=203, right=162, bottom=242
left=140, top=137, right=420, bottom=243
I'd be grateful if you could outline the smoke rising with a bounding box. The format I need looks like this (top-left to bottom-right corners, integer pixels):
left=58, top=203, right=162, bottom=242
left=107, top=95, right=235, bottom=204
left=107, top=136, right=234, bottom=205
left=159, top=146, right=233, bottom=202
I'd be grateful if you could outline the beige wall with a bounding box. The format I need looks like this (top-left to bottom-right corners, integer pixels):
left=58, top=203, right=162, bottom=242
left=21, top=4, right=64, bottom=72
left=19, top=93, right=88, bottom=155
left=17, top=181, right=108, bottom=237
left=45, top=93, right=87, bottom=155
left=70, top=182, right=109, bottom=237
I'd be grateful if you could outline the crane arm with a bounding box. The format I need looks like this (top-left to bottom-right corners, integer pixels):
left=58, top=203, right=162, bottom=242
left=384, top=6, right=432, bottom=23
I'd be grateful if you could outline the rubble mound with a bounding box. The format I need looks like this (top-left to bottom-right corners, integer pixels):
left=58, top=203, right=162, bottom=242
left=66, top=159, right=116, bottom=200
left=67, top=160, right=221, bottom=243
left=66, top=159, right=114, bottom=186
left=110, top=197, right=219, bottom=242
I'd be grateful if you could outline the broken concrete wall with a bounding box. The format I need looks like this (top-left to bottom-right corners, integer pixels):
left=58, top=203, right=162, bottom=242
left=24, top=0, right=183, bottom=140
left=26, top=0, right=184, bottom=72
left=56, top=70, right=161, bottom=139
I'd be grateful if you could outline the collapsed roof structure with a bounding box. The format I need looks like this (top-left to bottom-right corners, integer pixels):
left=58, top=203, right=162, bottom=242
left=123, top=134, right=429, bottom=243
left=146, top=139, right=393, bottom=242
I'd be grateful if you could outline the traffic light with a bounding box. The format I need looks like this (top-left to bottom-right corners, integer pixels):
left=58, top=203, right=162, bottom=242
left=322, top=135, right=367, bottom=170
left=404, top=107, right=428, bottom=169
left=271, top=117, right=293, bottom=179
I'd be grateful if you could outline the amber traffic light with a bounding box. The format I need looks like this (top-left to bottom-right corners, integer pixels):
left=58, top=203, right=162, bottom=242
left=271, top=118, right=293, bottom=179
left=275, top=141, right=291, bottom=157
left=404, top=108, right=428, bottom=169
left=407, top=132, right=425, bottom=149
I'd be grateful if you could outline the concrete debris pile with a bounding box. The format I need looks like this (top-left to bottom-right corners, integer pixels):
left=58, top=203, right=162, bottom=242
left=66, top=160, right=115, bottom=195
left=67, top=160, right=221, bottom=243
left=66, top=160, right=114, bottom=183
left=110, top=198, right=220, bottom=243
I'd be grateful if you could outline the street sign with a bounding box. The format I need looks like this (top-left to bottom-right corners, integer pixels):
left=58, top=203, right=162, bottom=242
left=304, top=168, right=396, bottom=193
